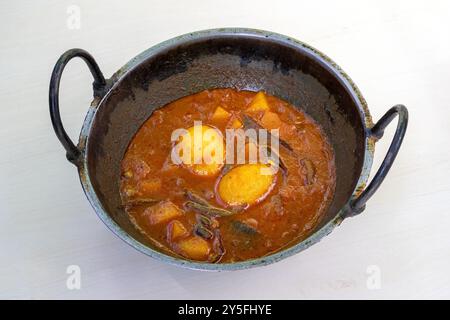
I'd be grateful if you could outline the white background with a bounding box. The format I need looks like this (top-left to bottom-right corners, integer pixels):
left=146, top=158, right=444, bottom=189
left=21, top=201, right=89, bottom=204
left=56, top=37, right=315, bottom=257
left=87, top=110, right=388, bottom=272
left=1, top=0, right=449, bottom=299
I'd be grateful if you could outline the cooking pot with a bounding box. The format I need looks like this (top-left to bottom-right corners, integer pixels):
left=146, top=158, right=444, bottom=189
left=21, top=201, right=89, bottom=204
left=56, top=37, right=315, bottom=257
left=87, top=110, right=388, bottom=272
left=49, top=28, right=408, bottom=270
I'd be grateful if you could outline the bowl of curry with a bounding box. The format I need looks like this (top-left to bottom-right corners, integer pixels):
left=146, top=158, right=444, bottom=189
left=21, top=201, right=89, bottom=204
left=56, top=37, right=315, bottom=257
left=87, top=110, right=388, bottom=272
left=49, top=28, right=408, bottom=270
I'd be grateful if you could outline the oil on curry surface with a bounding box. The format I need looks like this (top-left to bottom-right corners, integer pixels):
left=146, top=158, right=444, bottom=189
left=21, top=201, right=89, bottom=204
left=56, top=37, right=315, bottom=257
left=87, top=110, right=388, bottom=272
left=120, top=89, right=336, bottom=263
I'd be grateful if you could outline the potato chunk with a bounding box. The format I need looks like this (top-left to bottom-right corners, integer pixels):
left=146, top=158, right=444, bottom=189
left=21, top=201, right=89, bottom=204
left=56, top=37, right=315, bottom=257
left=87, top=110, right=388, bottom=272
left=137, top=178, right=162, bottom=195
left=167, top=220, right=188, bottom=241
left=246, top=92, right=270, bottom=112
left=174, top=236, right=211, bottom=260
left=144, top=200, right=183, bottom=225
left=175, top=124, right=225, bottom=176
left=217, top=163, right=277, bottom=206
left=260, top=110, right=296, bottom=139
left=260, top=110, right=282, bottom=130
left=121, top=158, right=150, bottom=180
left=211, top=106, right=231, bottom=122
left=227, top=115, right=243, bottom=129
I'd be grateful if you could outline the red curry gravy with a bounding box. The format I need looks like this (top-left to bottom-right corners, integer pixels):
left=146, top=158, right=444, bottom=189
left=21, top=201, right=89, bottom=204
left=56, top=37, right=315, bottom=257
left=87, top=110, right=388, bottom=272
left=119, top=89, right=336, bottom=263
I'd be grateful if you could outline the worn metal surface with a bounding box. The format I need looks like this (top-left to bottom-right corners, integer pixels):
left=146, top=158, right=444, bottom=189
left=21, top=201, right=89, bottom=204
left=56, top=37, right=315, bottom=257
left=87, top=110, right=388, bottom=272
left=51, top=28, right=388, bottom=271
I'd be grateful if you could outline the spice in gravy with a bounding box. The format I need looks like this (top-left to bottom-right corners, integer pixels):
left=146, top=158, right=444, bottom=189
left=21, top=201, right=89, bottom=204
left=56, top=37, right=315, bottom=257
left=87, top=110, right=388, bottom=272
left=119, top=89, right=335, bottom=263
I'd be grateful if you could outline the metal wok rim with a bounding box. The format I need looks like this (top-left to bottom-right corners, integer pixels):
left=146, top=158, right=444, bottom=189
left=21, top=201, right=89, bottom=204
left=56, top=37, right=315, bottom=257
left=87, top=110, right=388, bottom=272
left=77, top=28, right=374, bottom=271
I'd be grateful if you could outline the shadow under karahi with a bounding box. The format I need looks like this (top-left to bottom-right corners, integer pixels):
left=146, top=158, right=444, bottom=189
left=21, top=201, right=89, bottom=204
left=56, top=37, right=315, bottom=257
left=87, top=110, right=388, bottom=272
left=79, top=205, right=348, bottom=299
left=160, top=255, right=301, bottom=300
left=85, top=234, right=283, bottom=299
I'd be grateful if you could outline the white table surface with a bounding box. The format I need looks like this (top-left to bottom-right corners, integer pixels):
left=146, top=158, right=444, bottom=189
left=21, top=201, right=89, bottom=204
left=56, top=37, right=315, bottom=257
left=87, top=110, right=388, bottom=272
left=1, top=0, right=449, bottom=299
